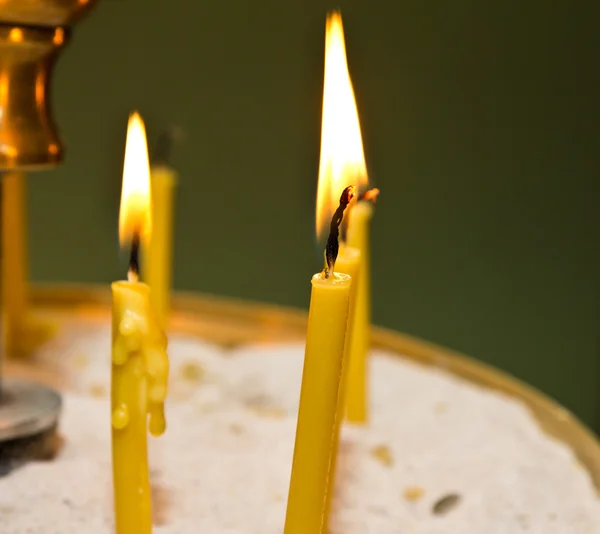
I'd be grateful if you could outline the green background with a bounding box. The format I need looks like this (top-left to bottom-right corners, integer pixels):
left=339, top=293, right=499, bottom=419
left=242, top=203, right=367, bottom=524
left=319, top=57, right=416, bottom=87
left=28, top=2, right=599, bottom=426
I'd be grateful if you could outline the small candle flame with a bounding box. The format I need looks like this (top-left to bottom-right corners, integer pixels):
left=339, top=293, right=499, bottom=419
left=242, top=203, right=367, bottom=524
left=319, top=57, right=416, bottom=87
left=316, top=11, right=368, bottom=243
left=119, top=112, right=152, bottom=249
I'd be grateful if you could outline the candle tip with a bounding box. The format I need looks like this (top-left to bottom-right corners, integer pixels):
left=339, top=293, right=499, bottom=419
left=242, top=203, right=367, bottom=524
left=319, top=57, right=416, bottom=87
left=359, top=187, right=380, bottom=203
left=152, top=126, right=186, bottom=167
left=324, top=185, right=355, bottom=278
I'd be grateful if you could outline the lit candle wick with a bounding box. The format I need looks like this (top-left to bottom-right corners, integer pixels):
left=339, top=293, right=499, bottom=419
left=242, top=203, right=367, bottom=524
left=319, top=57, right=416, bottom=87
left=359, top=187, right=380, bottom=203
left=324, top=185, right=355, bottom=278
left=128, top=232, right=141, bottom=283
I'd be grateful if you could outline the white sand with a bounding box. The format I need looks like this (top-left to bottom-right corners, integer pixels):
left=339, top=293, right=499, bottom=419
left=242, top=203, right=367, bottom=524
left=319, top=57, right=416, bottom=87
left=1, top=314, right=599, bottom=533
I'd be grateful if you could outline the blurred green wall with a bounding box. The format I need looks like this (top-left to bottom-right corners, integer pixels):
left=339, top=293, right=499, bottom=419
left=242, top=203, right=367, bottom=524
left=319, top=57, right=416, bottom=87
left=28, top=1, right=600, bottom=426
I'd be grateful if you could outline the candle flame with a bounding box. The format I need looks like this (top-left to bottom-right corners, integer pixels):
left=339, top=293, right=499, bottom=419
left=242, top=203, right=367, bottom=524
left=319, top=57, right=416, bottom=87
left=316, top=11, right=368, bottom=242
left=119, top=111, right=152, bottom=247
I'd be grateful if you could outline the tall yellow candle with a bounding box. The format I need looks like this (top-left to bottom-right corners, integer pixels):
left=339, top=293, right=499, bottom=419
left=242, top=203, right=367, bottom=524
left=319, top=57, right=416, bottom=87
left=112, top=111, right=169, bottom=534
left=283, top=272, right=351, bottom=534
left=323, top=243, right=360, bottom=527
left=2, top=172, right=54, bottom=357
left=284, top=187, right=355, bottom=534
left=146, top=162, right=177, bottom=329
left=315, top=10, right=370, bottom=425
left=345, top=200, right=372, bottom=422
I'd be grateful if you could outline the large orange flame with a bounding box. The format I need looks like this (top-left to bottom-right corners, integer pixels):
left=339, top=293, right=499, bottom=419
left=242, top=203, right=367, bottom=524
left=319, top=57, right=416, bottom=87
left=119, top=111, right=152, bottom=247
left=316, top=11, right=368, bottom=242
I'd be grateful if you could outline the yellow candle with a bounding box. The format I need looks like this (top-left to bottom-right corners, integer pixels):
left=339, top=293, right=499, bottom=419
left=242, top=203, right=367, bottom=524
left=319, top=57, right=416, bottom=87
left=2, top=172, right=54, bottom=357
left=145, top=163, right=177, bottom=329
left=112, top=110, right=169, bottom=534
left=112, top=281, right=168, bottom=534
left=345, top=200, right=372, bottom=422
left=315, top=10, right=370, bottom=426
left=323, top=244, right=360, bottom=527
left=284, top=271, right=351, bottom=534
left=286, top=10, right=368, bottom=531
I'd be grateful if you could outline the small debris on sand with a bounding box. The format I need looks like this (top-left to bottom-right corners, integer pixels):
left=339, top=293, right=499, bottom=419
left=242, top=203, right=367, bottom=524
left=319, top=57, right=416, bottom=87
left=432, top=493, right=461, bottom=515
left=370, top=445, right=393, bottom=467
left=179, top=361, right=204, bottom=383
left=403, top=486, right=425, bottom=502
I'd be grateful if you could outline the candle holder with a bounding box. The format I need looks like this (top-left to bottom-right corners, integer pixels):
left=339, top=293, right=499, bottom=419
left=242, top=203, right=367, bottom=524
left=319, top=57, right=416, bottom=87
left=0, top=0, right=97, bottom=169
left=0, top=0, right=98, bottom=454
left=0, top=25, right=67, bottom=169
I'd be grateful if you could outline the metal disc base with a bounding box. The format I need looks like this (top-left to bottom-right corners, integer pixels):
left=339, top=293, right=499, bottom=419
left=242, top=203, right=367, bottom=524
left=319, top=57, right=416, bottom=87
left=0, top=378, right=61, bottom=442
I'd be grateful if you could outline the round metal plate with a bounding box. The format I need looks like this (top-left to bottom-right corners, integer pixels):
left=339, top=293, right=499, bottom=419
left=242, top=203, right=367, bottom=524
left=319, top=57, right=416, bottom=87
left=0, top=378, right=61, bottom=441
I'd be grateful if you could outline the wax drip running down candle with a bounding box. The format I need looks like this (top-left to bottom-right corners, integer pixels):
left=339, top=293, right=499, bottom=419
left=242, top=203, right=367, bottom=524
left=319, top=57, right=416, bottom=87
left=324, top=185, right=355, bottom=278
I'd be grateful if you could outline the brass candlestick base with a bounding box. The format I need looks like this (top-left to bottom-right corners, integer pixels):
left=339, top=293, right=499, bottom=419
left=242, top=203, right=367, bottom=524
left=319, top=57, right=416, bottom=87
left=0, top=0, right=98, bottom=453
left=0, top=378, right=61, bottom=463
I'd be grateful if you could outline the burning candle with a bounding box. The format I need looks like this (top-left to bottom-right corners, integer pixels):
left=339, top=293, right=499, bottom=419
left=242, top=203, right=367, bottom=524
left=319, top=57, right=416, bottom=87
left=318, top=11, right=377, bottom=425
left=112, top=112, right=169, bottom=534
left=314, top=11, right=372, bottom=528
left=283, top=186, right=356, bottom=534
left=314, top=11, right=370, bottom=527
left=2, top=172, right=55, bottom=356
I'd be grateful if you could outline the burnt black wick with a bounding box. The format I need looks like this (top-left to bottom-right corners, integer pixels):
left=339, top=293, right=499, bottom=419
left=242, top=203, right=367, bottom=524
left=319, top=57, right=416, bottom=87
left=152, top=126, right=185, bottom=166
left=324, top=185, right=356, bottom=278
left=129, top=232, right=140, bottom=280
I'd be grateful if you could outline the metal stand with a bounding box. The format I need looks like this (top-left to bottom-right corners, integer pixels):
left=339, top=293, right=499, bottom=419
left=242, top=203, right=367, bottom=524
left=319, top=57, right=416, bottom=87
left=0, top=379, right=61, bottom=441
left=0, top=178, right=62, bottom=449
left=0, top=0, right=97, bottom=456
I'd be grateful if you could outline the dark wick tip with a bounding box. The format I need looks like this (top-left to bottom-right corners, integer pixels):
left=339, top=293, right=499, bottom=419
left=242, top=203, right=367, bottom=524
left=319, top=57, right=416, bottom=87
left=359, top=187, right=380, bottom=203
left=152, top=126, right=186, bottom=166
left=129, top=232, right=140, bottom=277
left=324, top=185, right=356, bottom=277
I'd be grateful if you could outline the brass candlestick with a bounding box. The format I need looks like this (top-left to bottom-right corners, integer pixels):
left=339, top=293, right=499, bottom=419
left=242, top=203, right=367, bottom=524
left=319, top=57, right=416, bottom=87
left=0, top=25, right=67, bottom=170
left=0, top=0, right=98, bottom=457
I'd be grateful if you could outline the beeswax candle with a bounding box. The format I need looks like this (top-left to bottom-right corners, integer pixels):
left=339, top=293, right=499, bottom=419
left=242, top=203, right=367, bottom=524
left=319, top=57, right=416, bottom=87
left=345, top=200, right=372, bottom=422
left=112, top=111, right=169, bottom=534
left=284, top=187, right=355, bottom=534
